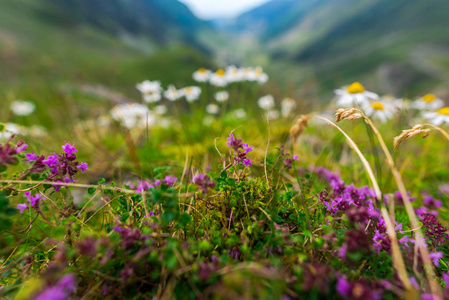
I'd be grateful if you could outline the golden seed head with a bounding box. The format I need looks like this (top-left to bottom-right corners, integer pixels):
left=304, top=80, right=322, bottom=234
left=334, top=108, right=363, bottom=122
left=422, top=94, right=436, bottom=103
left=347, top=82, right=365, bottom=94
left=393, top=124, right=430, bottom=150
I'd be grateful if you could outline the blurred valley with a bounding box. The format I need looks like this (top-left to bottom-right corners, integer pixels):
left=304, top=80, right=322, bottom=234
left=1, top=0, right=449, bottom=100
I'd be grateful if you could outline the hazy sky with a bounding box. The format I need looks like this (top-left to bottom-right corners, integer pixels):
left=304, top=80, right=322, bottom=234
left=179, top=0, right=271, bottom=20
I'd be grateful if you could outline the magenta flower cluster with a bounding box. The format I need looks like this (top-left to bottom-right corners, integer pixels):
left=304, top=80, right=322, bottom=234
left=0, top=138, right=28, bottom=166
left=227, top=133, right=254, bottom=166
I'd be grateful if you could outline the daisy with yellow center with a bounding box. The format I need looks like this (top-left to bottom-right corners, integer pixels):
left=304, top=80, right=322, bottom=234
left=334, top=82, right=379, bottom=108
left=193, top=68, right=211, bottom=82
left=179, top=86, right=201, bottom=102
left=422, top=107, right=449, bottom=126
left=136, top=80, right=162, bottom=103
left=413, top=93, right=444, bottom=110
left=163, top=85, right=181, bottom=101
left=362, top=100, right=395, bottom=123
left=210, top=69, right=228, bottom=87
left=281, top=97, right=296, bottom=117
left=225, top=65, right=243, bottom=83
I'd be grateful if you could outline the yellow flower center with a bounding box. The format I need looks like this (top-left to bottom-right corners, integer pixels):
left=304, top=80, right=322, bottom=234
left=198, top=68, right=207, bottom=74
left=185, top=87, right=192, bottom=94
left=422, top=94, right=436, bottom=103
left=216, top=69, right=225, bottom=76
left=347, top=82, right=365, bottom=94
left=371, top=102, right=384, bottom=111
left=437, top=107, right=449, bottom=115
left=255, top=69, right=263, bottom=75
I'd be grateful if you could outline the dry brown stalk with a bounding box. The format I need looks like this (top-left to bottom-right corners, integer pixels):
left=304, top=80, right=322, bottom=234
left=290, top=115, right=309, bottom=142
left=361, top=115, right=443, bottom=299
left=290, top=114, right=413, bottom=292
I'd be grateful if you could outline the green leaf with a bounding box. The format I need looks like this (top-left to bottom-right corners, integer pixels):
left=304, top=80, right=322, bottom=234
left=88, top=187, right=96, bottom=195
left=98, top=178, right=106, bottom=184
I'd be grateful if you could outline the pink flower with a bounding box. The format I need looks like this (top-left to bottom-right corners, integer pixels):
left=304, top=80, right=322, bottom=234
left=17, top=203, right=27, bottom=213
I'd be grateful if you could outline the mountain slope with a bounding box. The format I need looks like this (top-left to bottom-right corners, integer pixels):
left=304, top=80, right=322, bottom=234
left=0, top=0, right=214, bottom=94
left=49, top=0, right=210, bottom=51
left=220, top=0, right=449, bottom=96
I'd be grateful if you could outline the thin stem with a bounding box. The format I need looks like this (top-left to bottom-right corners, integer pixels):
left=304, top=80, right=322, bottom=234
left=305, top=114, right=412, bottom=291
left=363, top=116, right=442, bottom=298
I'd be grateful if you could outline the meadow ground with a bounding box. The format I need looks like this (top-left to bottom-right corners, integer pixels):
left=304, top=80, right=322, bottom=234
left=1, top=68, right=449, bottom=299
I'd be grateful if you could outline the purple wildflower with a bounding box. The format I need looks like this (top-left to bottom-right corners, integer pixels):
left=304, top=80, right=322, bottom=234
left=422, top=213, right=447, bottom=245
left=336, top=277, right=351, bottom=297
left=443, top=272, right=449, bottom=289
left=15, top=141, right=28, bottom=153
left=429, top=252, right=443, bottom=266
left=62, top=142, right=78, bottom=156
left=17, top=203, right=27, bottom=213
left=409, top=277, right=419, bottom=288
left=226, top=133, right=243, bottom=151
left=243, top=158, right=252, bottom=166
left=242, top=143, right=254, bottom=154
left=192, top=173, right=215, bottom=194
left=35, top=286, right=66, bottom=300
left=423, top=196, right=443, bottom=209
left=163, top=175, right=177, bottom=187
left=25, top=152, right=38, bottom=161
left=399, top=235, right=414, bottom=248
left=25, top=191, right=41, bottom=207
left=43, top=154, right=59, bottom=173
left=58, top=274, right=77, bottom=293
left=77, top=162, right=88, bottom=173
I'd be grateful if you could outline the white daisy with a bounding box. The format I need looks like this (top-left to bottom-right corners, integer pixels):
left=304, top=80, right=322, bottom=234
left=0, top=123, right=27, bottom=139
left=179, top=86, right=201, bottom=102
left=225, top=65, right=243, bottom=83
left=164, top=85, right=181, bottom=101
left=253, top=66, right=269, bottom=84
left=203, top=115, right=215, bottom=126
left=380, top=94, right=409, bottom=111
left=363, top=101, right=395, bottom=123
left=206, top=103, right=219, bottom=114
left=10, top=100, right=36, bottom=116
left=258, top=94, right=275, bottom=110
left=232, top=108, right=247, bottom=119
left=335, top=82, right=379, bottom=108
left=29, top=125, right=47, bottom=137
left=422, top=107, right=449, bottom=126
left=97, top=114, right=111, bottom=127
left=210, top=69, right=227, bottom=87
left=413, top=94, right=444, bottom=110
left=242, top=67, right=256, bottom=81
left=281, top=98, right=295, bottom=117
left=267, top=110, right=280, bottom=120
left=110, top=103, right=155, bottom=129
left=193, top=68, right=211, bottom=82
left=154, top=105, right=167, bottom=115
left=215, top=91, right=229, bottom=103
left=136, top=80, right=162, bottom=103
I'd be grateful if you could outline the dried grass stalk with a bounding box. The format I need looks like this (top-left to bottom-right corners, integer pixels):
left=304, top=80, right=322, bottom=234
left=290, top=115, right=309, bottom=142
left=393, top=125, right=430, bottom=150
left=334, top=108, right=363, bottom=122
